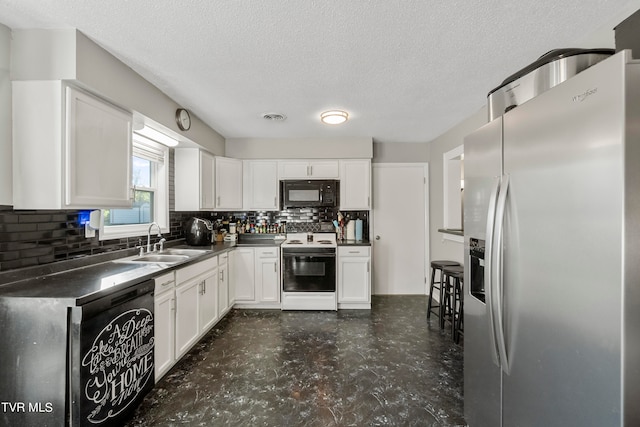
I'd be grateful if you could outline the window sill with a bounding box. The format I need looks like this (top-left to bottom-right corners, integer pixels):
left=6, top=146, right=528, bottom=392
left=438, top=228, right=464, bottom=243
left=99, top=223, right=169, bottom=241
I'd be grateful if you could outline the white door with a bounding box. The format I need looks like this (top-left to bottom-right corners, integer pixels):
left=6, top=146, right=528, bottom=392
left=372, top=163, right=429, bottom=294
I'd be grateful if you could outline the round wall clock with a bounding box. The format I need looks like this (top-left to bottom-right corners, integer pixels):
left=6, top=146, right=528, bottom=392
left=176, top=108, right=191, bottom=131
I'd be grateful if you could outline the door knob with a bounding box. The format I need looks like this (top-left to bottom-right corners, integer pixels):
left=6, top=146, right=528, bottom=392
left=375, top=235, right=380, bottom=240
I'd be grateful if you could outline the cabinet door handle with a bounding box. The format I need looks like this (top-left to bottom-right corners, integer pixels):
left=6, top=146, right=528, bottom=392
left=349, top=250, right=359, bottom=254
left=367, top=261, right=370, bottom=273
left=309, top=165, right=313, bottom=176
left=159, top=280, right=173, bottom=287
left=274, top=263, right=277, bottom=273
left=217, top=196, right=221, bottom=206
left=368, top=196, right=370, bottom=207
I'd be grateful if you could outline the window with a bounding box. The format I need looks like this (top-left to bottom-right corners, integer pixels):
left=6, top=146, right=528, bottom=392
left=99, top=132, right=170, bottom=240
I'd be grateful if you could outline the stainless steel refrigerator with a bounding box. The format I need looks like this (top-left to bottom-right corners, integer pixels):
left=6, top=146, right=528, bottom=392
left=463, top=50, right=640, bottom=427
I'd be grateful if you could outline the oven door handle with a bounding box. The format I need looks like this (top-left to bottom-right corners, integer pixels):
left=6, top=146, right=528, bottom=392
left=283, top=252, right=336, bottom=258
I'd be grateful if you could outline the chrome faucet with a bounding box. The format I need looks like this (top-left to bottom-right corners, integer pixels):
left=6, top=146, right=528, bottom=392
left=147, top=222, right=163, bottom=253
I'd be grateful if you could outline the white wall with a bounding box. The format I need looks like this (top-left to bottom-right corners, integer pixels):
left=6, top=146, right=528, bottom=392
left=226, top=137, right=372, bottom=159
left=428, top=106, right=487, bottom=264
left=75, top=32, right=224, bottom=155
left=372, top=142, right=429, bottom=163
left=0, top=24, right=10, bottom=206
left=10, top=29, right=225, bottom=155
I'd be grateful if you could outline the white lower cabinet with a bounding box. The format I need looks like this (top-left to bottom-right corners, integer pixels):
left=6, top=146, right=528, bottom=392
left=233, top=248, right=256, bottom=302
left=255, top=248, right=280, bottom=305
left=198, top=269, right=219, bottom=334
left=175, top=277, right=201, bottom=359
left=154, top=271, right=176, bottom=382
left=233, top=246, right=280, bottom=308
left=155, top=252, right=234, bottom=380
left=228, top=250, right=236, bottom=307
left=218, top=252, right=231, bottom=316
left=337, top=246, right=371, bottom=309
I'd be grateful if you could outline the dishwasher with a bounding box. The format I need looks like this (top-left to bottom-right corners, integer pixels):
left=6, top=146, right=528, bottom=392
left=68, top=279, right=155, bottom=426
left=0, top=277, right=155, bottom=427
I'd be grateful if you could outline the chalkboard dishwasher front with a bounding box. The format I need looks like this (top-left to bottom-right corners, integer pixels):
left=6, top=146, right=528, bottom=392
left=68, top=279, right=155, bottom=427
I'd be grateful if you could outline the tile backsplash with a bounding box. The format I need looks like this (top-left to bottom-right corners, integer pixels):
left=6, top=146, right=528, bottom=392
left=209, top=208, right=369, bottom=235
left=0, top=206, right=196, bottom=272
left=0, top=206, right=369, bottom=273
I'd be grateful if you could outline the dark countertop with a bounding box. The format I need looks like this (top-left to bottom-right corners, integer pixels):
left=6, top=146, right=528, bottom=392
left=0, top=235, right=367, bottom=305
left=338, top=239, right=371, bottom=246
left=0, top=242, right=235, bottom=306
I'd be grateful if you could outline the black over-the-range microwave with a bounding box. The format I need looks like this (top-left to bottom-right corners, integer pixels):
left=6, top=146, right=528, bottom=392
left=280, top=180, right=339, bottom=209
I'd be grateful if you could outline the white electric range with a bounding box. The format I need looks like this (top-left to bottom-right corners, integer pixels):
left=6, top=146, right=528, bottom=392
left=281, top=233, right=337, bottom=310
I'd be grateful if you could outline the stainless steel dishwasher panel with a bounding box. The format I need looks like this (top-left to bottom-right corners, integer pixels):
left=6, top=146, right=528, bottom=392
left=0, top=297, right=70, bottom=427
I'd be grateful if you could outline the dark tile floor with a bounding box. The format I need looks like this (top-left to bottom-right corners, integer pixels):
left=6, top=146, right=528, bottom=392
left=126, top=296, right=465, bottom=426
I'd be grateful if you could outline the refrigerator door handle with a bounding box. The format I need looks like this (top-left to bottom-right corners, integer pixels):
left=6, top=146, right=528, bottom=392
left=494, top=173, right=510, bottom=375
left=485, top=176, right=501, bottom=367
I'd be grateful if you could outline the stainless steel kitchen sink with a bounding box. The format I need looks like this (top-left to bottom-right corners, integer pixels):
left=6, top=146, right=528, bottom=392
left=131, top=254, right=189, bottom=264
left=158, top=248, right=209, bottom=256
left=115, top=247, right=210, bottom=266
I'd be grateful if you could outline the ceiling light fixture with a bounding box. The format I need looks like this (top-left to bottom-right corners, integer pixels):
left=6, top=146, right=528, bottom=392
left=320, top=110, right=349, bottom=125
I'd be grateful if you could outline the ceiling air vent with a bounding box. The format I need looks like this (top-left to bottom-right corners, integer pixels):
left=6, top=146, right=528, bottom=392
left=262, top=113, right=287, bottom=121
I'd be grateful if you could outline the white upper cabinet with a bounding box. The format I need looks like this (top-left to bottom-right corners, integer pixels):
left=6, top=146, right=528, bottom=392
left=13, top=82, right=133, bottom=209
left=243, top=160, right=279, bottom=211
left=174, top=148, right=216, bottom=211
left=339, top=159, right=371, bottom=210
left=215, top=156, right=243, bottom=210
left=66, top=87, right=132, bottom=207
left=278, top=160, right=339, bottom=179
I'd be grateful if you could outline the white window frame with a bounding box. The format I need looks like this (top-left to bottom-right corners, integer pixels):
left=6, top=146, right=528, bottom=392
left=99, top=134, right=170, bottom=240
left=442, top=144, right=464, bottom=243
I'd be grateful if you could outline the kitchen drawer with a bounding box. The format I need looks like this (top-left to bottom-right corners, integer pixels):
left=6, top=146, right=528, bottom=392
left=256, top=247, right=279, bottom=258
left=176, top=256, right=218, bottom=283
left=339, top=247, right=370, bottom=257
left=154, top=271, right=175, bottom=293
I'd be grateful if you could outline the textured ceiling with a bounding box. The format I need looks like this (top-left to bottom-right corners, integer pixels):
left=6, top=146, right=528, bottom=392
left=1, top=0, right=639, bottom=143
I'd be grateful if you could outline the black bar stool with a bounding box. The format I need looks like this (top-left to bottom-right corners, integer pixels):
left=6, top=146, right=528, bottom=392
left=448, top=268, right=465, bottom=344
left=441, top=265, right=464, bottom=331
left=427, top=260, right=460, bottom=323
